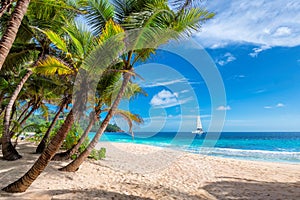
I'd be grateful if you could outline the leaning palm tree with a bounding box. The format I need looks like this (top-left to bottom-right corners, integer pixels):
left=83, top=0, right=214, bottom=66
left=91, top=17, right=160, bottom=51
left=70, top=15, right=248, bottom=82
left=0, top=0, right=79, bottom=70
left=60, top=0, right=214, bottom=172
left=52, top=77, right=145, bottom=161
left=1, top=67, right=33, bottom=160
left=1, top=0, right=80, bottom=160
left=0, top=0, right=31, bottom=71
left=2, top=0, right=213, bottom=192
left=35, top=94, right=70, bottom=153
left=2, top=18, right=126, bottom=192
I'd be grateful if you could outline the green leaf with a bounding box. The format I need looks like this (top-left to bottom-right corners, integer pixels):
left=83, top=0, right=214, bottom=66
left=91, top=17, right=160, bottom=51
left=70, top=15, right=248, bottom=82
left=43, top=30, right=68, bottom=52
left=85, top=0, right=115, bottom=36
left=34, top=56, right=74, bottom=76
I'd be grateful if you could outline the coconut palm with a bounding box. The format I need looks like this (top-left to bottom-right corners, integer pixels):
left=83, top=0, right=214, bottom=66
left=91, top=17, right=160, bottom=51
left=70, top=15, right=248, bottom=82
left=0, top=0, right=13, bottom=18
left=11, top=76, right=62, bottom=146
left=35, top=95, right=70, bottom=153
left=0, top=0, right=80, bottom=70
left=2, top=18, right=125, bottom=192
left=2, top=69, right=33, bottom=160
left=2, top=0, right=213, bottom=192
left=1, top=0, right=80, bottom=160
left=1, top=68, right=67, bottom=159
left=60, top=0, right=214, bottom=172
left=0, top=0, right=31, bottom=71
left=52, top=78, right=145, bottom=161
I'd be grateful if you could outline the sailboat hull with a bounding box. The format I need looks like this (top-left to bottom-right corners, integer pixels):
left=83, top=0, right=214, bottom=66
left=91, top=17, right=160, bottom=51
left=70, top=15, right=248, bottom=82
left=192, top=130, right=205, bottom=134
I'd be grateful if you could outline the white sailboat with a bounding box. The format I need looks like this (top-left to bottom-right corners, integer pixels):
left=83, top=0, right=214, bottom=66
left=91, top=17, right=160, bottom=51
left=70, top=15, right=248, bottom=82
left=192, top=116, right=205, bottom=134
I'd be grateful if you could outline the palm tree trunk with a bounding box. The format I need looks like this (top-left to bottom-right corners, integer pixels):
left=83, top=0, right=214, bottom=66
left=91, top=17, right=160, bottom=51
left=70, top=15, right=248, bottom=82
left=52, top=111, right=99, bottom=161
left=0, top=90, right=5, bottom=113
left=35, top=102, right=66, bottom=154
left=2, top=70, right=33, bottom=161
left=13, top=103, right=39, bottom=147
left=0, top=0, right=31, bottom=70
left=18, top=104, right=37, bottom=128
left=2, top=109, right=74, bottom=193
left=11, top=103, right=38, bottom=139
left=16, top=101, right=32, bottom=124
left=60, top=72, right=132, bottom=172
left=0, top=0, right=13, bottom=18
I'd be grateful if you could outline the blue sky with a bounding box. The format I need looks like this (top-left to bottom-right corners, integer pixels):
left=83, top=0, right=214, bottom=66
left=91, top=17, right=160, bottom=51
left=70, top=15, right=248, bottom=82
left=115, top=0, right=300, bottom=132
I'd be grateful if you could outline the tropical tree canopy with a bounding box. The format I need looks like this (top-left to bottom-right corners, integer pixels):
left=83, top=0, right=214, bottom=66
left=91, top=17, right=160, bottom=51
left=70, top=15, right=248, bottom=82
left=0, top=0, right=213, bottom=193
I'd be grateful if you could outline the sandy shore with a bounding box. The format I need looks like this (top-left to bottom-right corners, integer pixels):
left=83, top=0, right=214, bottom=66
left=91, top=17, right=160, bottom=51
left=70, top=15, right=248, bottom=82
left=0, top=141, right=299, bottom=199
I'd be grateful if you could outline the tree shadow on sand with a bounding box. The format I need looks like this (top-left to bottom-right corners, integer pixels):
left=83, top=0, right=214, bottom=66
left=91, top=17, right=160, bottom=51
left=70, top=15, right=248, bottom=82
left=0, top=187, right=211, bottom=200
left=0, top=142, right=209, bottom=200
left=0, top=142, right=68, bottom=191
left=0, top=142, right=40, bottom=184
left=203, top=177, right=300, bottom=200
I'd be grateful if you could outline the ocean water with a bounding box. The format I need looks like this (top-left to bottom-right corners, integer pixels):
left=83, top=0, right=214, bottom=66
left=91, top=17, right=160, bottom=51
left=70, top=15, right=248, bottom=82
left=88, top=132, right=300, bottom=163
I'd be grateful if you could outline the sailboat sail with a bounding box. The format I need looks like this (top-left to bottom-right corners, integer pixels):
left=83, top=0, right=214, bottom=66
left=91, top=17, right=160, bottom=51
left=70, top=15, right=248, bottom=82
left=192, top=116, right=204, bottom=134
left=196, top=116, right=202, bottom=129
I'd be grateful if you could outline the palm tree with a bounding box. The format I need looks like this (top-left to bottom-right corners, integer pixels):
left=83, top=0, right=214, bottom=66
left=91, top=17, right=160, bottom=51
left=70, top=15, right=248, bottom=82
left=0, top=0, right=31, bottom=71
left=60, top=0, right=214, bottom=172
left=1, top=0, right=80, bottom=159
left=35, top=95, right=70, bottom=153
left=2, top=0, right=213, bottom=192
left=0, top=0, right=13, bottom=18
left=52, top=61, right=145, bottom=161
left=2, top=69, right=33, bottom=160
left=2, top=18, right=125, bottom=192
left=52, top=82, right=144, bottom=161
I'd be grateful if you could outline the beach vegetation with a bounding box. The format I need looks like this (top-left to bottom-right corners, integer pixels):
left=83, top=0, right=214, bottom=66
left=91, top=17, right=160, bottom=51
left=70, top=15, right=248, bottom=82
left=88, top=147, right=106, bottom=160
left=0, top=0, right=213, bottom=193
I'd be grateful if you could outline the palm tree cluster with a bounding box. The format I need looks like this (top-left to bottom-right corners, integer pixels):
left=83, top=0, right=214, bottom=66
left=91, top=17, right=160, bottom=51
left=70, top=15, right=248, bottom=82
left=0, top=0, right=214, bottom=193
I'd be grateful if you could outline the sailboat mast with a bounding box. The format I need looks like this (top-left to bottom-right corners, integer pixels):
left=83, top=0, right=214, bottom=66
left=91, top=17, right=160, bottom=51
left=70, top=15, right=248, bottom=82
left=197, top=116, right=202, bottom=129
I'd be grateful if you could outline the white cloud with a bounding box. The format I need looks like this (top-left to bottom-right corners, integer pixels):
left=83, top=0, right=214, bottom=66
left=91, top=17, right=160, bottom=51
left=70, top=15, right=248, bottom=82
left=142, top=78, right=187, bottom=88
left=210, top=42, right=228, bottom=49
left=180, top=90, right=189, bottom=94
left=273, top=26, right=292, bottom=37
left=227, top=74, right=246, bottom=81
left=197, top=0, right=300, bottom=48
left=249, top=45, right=271, bottom=57
left=217, top=105, right=231, bottom=111
left=150, top=90, right=191, bottom=108
left=217, top=52, right=236, bottom=66
left=276, top=103, right=285, bottom=107
left=254, top=89, right=266, bottom=94
left=264, top=103, right=285, bottom=109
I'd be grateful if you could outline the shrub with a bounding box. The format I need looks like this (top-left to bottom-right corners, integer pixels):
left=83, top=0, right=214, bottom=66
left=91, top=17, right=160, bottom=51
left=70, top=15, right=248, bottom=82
left=88, top=148, right=106, bottom=160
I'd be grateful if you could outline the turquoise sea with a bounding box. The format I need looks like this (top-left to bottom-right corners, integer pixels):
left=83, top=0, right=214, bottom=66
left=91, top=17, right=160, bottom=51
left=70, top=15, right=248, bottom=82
left=89, top=132, right=300, bottom=163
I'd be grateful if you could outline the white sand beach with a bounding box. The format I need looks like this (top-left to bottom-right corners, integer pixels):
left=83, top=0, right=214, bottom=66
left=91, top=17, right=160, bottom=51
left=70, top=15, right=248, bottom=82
left=0, top=141, right=299, bottom=199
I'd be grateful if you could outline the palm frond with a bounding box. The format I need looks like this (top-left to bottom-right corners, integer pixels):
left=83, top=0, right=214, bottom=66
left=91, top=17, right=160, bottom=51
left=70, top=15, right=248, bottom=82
left=34, top=56, right=74, bottom=76
left=39, top=103, right=49, bottom=120
left=15, top=16, right=35, bottom=43
left=85, top=0, right=115, bottom=36
left=2, top=42, right=40, bottom=71
left=98, top=19, right=124, bottom=44
left=42, top=29, right=68, bottom=53
left=111, top=0, right=136, bottom=23
left=102, top=78, right=146, bottom=104
left=27, top=0, right=80, bottom=30
left=63, top=20, right=96, bottom=59
left=113, top=109, right=143, bottom=136
left=173, top=8, right=214, bottom=37
left=81, top=20, right=125, bottom=76
left=170, top=0, right=203, bottom=11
